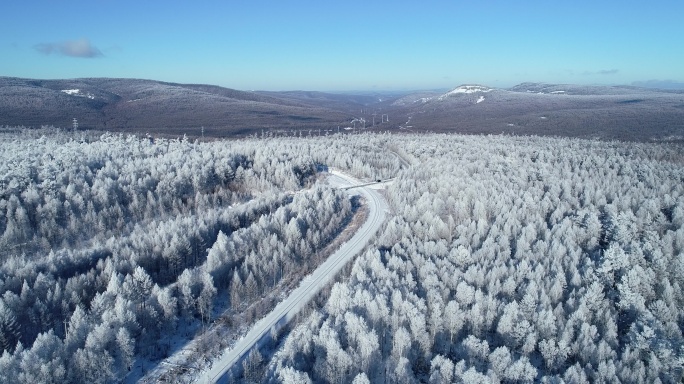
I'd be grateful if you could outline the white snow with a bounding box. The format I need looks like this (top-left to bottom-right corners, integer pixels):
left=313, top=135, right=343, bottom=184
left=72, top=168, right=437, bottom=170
left=61, top=89, right=95, bottom=99
left=550, top=91, right=566, bottom=94
left=476, top=96, right=485, bottom=104
left=439, top=85, right=493, bottom=100
left=447, top=85, right=492, bottom=95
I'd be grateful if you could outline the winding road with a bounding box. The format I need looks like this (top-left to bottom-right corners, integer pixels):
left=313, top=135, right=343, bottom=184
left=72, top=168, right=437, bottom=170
left=199, top=171, right=389, bottom=383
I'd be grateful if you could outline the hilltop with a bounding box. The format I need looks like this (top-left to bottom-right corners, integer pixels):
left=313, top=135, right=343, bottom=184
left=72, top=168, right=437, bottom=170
left=0, top=77, right=356, bottom=137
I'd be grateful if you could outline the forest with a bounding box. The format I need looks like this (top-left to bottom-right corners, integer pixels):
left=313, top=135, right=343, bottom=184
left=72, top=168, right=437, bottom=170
left=1, top=127, right=683, bottom=383
left=272, top=135, right=684, bottom=383
left=0, top=128, right=399, bottom=383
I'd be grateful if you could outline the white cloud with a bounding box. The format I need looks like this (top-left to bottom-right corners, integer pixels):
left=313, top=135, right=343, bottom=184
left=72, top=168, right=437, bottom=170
left=34, top=38, right=103, bottom=58
left=581, top=69, right=619, bottom=76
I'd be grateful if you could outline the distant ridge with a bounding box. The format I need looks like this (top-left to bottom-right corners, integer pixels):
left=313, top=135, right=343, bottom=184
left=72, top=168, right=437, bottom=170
left=508, top=82, right=684, bottom=95
left=386, top=82, right=684, bottom=142
left=1, top=77, right=683, bottom=141
left=0, top=77, right=355, bottom=137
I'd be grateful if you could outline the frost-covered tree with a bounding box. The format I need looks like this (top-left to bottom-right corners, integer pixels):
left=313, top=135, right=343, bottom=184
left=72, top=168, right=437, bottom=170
left=274, top=133, right=684, bottom=382
left=1, top=131, right=393, bottom=382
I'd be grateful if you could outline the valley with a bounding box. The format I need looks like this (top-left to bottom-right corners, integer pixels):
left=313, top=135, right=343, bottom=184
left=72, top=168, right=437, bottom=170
left=1, top=78, right=684, bottom=383
left=2, top=77, right=683, bottom=142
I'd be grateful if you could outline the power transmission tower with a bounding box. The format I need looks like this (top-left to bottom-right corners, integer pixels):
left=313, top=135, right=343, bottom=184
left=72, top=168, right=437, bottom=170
left=72, top=118, right=78, bottom=131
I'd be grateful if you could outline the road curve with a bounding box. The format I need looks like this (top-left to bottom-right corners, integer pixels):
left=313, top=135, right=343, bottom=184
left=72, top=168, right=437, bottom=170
left=199, top=172, right=388, bottom=383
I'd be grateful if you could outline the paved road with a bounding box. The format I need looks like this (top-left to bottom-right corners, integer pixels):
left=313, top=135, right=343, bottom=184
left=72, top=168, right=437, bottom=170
left=199, top=171, right=388, bottom=383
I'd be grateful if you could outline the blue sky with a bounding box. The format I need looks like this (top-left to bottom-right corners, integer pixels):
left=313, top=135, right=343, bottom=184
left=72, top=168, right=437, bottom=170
left=1, top=0, right=683, bottom=91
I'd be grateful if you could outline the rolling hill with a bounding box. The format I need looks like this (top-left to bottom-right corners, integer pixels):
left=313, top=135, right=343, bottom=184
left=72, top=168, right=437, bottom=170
left=2, top=77, right=683, bottom=142
left=0, top=77, right=355, bottom=137
left=385, top=83, right=684, bottom=142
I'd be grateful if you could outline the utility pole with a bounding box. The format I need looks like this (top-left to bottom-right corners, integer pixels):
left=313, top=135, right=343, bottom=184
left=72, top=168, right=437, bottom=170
left=63, top=319, right=69, bottom=339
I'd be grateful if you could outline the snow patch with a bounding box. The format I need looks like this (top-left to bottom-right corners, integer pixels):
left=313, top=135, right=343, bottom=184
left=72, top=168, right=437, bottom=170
left=439, top=85, right=493, bottom=100
left=550, top=90, right=566, bottom=94
left=447, top=85, right=492, bottom=95
left=476, top=96, right=485, bottom=104
left=61, top=89, right=95, bottom=99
